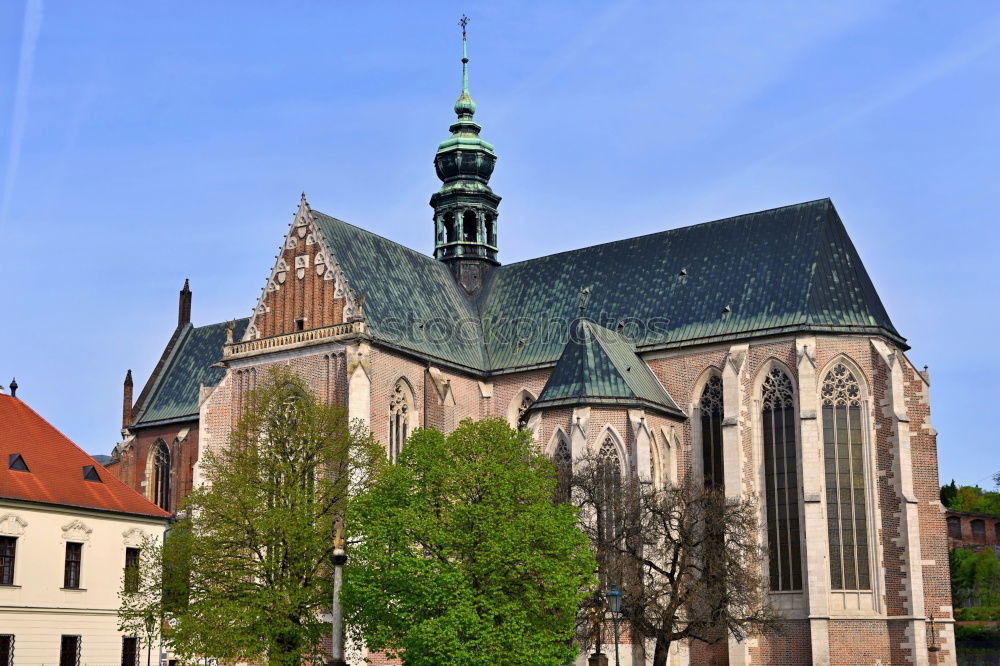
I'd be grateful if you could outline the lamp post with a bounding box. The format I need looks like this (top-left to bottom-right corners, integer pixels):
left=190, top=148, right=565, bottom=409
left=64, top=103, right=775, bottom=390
left=607, top=584, right=622, bottom=666
left=329, top=520, right=347, bottom=666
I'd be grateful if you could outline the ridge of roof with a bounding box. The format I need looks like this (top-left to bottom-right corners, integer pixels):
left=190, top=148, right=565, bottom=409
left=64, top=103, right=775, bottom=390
left=499, top=198, right=835, bottom=269
left=0, top=394, right=170, bottom=519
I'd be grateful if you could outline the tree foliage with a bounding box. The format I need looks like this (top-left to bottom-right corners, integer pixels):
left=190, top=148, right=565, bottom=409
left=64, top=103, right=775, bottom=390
left=120, top=367, right=382, bottom=665
left=343, top=418, right=596, bottom=666
left=950, top=547, right=1000, bottom=608
left=571, top=451, right=779, bottom=666
left=946, top=484, right=1000, bottom=516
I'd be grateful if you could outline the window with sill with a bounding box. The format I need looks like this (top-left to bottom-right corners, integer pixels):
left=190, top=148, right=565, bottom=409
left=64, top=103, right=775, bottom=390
left=0, top=536, right=14, bottom=586
left=124, top=547, right=140, bottom=594
left=64, top=542, right=82, bottom=589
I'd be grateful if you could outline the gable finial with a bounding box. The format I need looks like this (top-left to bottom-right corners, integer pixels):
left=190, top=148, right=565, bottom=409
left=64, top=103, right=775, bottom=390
left=8, top=378, right=17, bottom=398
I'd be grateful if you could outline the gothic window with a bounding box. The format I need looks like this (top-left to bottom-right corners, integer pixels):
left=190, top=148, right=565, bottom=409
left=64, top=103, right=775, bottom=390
left=596, top=437, right=624, bottom=548
left=699, top=375, right=724, bottom=489
left=150, top=440, right=171, bottom=513
left=971, top=519, right=986, bottom=542
left=515, top=392, right=534, bottom=430
left=760, top=368, right=802, bottom=591
left=947, top=516, right=962, bottom=540
left=462, top=210, right=478, bottom=242
left=822, top=363, right=871, bottom=591
left=389, top=379, right=413, bottom=463
left=554, top=436, right=572, bottom=502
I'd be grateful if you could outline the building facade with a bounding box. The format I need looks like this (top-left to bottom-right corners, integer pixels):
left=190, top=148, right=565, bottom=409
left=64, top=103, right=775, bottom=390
left=0, top=387, right=170, bottom=665
left=110, top=34, right=954, bottom=666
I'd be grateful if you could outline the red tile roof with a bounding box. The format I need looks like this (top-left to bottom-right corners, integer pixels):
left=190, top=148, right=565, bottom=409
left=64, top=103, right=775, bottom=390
left=0, top=393, right=170, bottom=519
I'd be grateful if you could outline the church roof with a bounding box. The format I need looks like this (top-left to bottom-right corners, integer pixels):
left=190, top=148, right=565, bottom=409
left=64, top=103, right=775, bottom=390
left=311, top=212, right=488, bottom=369
left=312, top=198, right=903, bottom=374
left=532, top=320, right=683, bottom=416
left=0, top=393, right=170, bottom=519
left=132, top=318, right=249, bottom=427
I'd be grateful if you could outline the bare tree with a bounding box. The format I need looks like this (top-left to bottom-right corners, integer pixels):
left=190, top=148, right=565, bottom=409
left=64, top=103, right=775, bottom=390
left=571, top=451, right=780, bottom=666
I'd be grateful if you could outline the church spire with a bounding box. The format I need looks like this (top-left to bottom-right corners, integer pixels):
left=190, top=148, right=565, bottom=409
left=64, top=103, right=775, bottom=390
left=431, top=15, right=502, bottom=298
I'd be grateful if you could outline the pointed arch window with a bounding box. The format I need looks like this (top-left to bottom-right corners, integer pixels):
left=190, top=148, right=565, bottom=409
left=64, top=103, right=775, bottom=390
left=699, top=375, right=724, bottom=489
left=150, top=440, right=171, bottom=512
left=389, top=380, right=412, bottom=463
left=515, top=393, right=534, bottom=430
left=822, top=363, right=871, bottom=591
left=596, top=437, right=624, bottom=548
left=761, top=367, right=802, bottom=591
left=553, top=436, right=572, bottom=502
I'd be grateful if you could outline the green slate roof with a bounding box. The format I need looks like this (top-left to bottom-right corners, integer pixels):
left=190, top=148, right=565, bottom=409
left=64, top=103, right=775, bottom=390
left=132, top=318, right=248, bottom=427
left=311, top=198, right=903, bottom=374
left=311, top=212, right=487, bottom=369
left=532, top=320, right=682, bottom=416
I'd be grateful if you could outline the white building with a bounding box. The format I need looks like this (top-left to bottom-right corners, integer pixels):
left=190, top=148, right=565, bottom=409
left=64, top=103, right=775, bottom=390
left=0, top=384, right=170, bottom=666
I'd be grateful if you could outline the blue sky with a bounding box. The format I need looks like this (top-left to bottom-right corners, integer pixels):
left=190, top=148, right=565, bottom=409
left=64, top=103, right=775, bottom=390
left=0, top=1, right=997, bottom=486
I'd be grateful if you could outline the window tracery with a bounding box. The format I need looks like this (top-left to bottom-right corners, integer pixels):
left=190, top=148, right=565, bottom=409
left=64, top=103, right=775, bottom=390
left=760, top=367, right=802, bottom=591
left=554, top=436, right=572, bottom=502
left=822, top=362, right=871, bottom=591
left=699, top=374, right=724, bottom=489
left=389, top=380, right=412, bottom=463
left=597, top=436, right=624, bottom=548
left=150, top=440, right=171, bottom=513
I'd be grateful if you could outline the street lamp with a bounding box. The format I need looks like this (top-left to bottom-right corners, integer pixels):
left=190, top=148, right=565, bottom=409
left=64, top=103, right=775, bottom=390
left=606, top=584, right=622, bottom=666
left=329, top=520, right=347, bottom=666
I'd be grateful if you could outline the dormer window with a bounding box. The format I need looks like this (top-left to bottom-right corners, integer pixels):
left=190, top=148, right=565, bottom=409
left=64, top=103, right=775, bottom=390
left=7, top=454, right=28, bottom=472
left=82, top=466, right=102, bottom=482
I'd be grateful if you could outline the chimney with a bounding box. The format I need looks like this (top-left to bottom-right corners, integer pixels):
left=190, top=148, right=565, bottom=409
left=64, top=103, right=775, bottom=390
left=178, top=278, right=192, bottom=327
left=122, top=370, right=133, bottom=428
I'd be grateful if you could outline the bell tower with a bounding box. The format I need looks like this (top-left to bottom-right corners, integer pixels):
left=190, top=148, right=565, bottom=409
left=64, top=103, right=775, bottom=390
left=431, top=16, right=501, bottom=297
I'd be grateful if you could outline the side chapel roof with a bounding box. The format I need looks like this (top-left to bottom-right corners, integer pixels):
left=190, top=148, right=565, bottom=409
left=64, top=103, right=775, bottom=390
left=131, top=318, right=249, bottom=427
left=531, top=320, right=683, bottom=416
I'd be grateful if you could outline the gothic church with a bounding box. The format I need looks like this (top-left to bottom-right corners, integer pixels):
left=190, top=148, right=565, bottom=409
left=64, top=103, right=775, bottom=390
left=108, top=30, right=954, bottom=666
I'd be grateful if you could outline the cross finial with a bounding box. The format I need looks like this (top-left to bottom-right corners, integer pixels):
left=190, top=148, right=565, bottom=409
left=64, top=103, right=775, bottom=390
left=459, top=14, right=469, bottom=40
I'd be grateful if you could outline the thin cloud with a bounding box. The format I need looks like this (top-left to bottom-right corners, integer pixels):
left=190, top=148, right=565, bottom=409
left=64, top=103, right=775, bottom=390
left=0, top=0, right=44, bottom=231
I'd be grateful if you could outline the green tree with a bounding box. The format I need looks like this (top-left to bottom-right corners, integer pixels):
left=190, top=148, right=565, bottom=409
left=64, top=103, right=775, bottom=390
left=948, top=485, right=1000, bottom=516
left=940, top=479, right=958, bottom=508
left=950, top=547, right=1000, bottom=608
left=343, top=418, right=596, bottom=665
left=119, top=367, right=382, bottom=665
